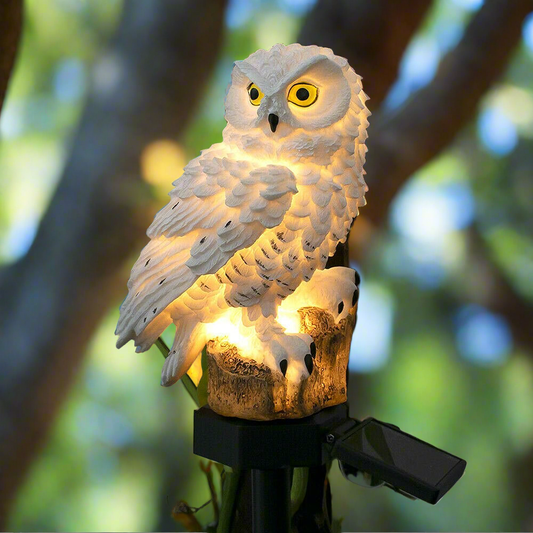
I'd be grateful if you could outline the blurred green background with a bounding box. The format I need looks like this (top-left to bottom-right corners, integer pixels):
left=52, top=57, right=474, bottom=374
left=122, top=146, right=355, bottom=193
left=1, top=0, right=533, bottom=531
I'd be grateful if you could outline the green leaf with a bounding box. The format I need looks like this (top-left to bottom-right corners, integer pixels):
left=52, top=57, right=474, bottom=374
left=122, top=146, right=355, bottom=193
left=290, top=467, right=309, bottom=517
left=217, top=468, right=240, bottom=533
left=197, top=345, right=209, bottom=407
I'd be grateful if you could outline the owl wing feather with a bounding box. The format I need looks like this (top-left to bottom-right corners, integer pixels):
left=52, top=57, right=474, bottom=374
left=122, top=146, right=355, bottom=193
left=115, top=149, right=297, bottom=349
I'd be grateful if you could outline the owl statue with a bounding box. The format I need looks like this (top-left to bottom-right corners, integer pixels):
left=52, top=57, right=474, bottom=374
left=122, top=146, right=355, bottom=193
left=116, top=43, right=369, bottom=387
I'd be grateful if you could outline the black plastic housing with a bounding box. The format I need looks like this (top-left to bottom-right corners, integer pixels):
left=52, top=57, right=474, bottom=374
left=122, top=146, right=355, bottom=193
left=330, top=418, right=467, bottom=504
left=193, top=403, right=349, bottom=469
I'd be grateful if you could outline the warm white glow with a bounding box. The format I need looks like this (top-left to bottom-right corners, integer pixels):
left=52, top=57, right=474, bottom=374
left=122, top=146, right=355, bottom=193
left=203, top=313, right=255, bottom=357
left=277, top=308, right=301, bottom=334
left=186, top=356, right=203, bottom=386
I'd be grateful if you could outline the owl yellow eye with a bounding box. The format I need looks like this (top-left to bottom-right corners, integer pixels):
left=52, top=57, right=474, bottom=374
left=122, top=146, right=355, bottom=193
left=247, top=83, right=264, bottom=106
left=288, top=83, right=318, bottom=107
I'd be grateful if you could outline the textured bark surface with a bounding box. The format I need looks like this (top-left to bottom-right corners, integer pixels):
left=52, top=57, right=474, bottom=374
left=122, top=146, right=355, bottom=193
left=206, top=306, right=356, bottom=420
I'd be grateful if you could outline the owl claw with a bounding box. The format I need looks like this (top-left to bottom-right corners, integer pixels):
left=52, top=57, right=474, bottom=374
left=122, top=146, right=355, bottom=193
left=351, top=285, right=359, bottom=307
left=266, top=332, right=314, bottom=380
left=304, top=353, right=314, bottom=375
left=281, top=267, right=359, bottom=324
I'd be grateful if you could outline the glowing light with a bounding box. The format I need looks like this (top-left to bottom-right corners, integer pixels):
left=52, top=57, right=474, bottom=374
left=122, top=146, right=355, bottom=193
left=277, top=308, right=301, bottom=334
left=186, top=356, right=203, bottom=386
left=141, top=140, right=187, bottom=187
left=203, top=313, right=254, bottom=357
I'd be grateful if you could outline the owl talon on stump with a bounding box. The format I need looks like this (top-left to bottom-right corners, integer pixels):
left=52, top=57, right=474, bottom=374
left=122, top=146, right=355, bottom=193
left=267, top=331, right=314, bottom=381
left=282, top=266, right=359, bottom=324
left=304, top=354, right=313, bottom=376
left=352, top=286, right=359, bottom=307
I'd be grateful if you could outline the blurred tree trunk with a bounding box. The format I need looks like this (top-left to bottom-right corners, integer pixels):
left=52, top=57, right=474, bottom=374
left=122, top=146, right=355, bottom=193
left=0, top=0, right=22, bottom=113
left=0, top=0, right=227, bottom=524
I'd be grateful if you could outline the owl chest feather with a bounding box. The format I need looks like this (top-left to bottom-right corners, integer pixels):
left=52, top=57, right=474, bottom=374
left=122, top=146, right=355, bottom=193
left=208, top=155, right=355, bottom=314
left=177, top=126, right=363, bottom=320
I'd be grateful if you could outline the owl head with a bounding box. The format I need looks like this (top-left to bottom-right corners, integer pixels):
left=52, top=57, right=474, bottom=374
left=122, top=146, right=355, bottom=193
left=224, top=43, right=367, bottom=138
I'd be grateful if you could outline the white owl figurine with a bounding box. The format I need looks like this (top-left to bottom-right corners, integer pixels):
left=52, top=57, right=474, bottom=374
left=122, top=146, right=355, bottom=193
left=116, top=43, right=369, bottom=387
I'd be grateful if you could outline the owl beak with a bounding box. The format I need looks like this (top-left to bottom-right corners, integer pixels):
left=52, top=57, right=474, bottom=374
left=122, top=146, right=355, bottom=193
left=268, top=113, right=279, bottom=133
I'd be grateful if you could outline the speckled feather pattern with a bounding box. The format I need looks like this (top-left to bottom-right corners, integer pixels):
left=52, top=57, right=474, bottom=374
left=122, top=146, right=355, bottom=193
left=115, top=43, right=370, bottom=386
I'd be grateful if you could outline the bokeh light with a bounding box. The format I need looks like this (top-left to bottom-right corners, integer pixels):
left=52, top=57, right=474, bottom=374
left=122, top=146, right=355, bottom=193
left=53, top=58, right=86, bottom=102
left=455, top=305, right=513, bottom=365
left=477, top=107, right=518, bottom=156
left=387, top=176, right=475, bottom=287
left=349, top=281, right=394, bottom=373
left=141, top=140, right=188, bottom=196
left=523, top=11, right=533, bottom=54
left=385, top=37, right=441, bottom=110
left=450, top=0, right=484, bottom=11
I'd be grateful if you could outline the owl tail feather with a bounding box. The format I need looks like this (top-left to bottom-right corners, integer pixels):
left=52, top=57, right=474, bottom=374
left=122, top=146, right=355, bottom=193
left=133, top=311, right=172, bottom=353
left=161, top=319, right=206, bottom=387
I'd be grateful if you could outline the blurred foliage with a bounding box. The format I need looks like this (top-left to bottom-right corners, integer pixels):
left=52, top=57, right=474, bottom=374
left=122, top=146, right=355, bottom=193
left=2, top=0, right=533, bottom=531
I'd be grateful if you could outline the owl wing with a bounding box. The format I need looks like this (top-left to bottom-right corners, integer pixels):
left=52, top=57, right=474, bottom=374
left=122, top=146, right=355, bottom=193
left=115, top=149, right=297, bottom=348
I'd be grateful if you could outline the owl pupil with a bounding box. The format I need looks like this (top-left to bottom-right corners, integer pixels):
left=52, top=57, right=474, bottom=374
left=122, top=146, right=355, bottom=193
left=296, top=88, right=309, bottom=101
left=250, top=87, right=259, bottom=100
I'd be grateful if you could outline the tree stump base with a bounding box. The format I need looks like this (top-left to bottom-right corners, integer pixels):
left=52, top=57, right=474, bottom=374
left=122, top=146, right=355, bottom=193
left=206, top=305, right=356, bottom=420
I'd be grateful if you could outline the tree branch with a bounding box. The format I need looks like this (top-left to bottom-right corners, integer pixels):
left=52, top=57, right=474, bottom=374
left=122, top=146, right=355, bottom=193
left=0, top=0, right=22, bottom=113
left=345, top=0, right=533, bottom=361
left=299, top=0, right=433, bottom=110
left=363, top=0, right=533, bottom=227
left=0, top=0, right=227, bottom=523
